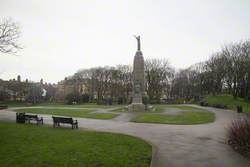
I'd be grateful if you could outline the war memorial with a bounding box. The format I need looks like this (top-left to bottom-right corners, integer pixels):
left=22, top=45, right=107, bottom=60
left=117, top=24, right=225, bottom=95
left=129, top=35, right=146, bottom=112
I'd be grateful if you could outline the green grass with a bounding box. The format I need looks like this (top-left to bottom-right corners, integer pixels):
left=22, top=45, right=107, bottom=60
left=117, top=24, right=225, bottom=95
left=111, top=104, right=208, bottom=113
left=0, top=122, right=152, bottom=167
left=4, top=101, right=124, bottom=109
left=110, top=105, right=191, bottom=113
left=14, top=108, right=118, bottom=120
left=132, top=111, right=215, bottom=125
left=205, top=94, right=250, bottom=113
left=148, top=104, right=209, bottom=113
left=1, top=101, right=30, bottom=107
left=131, top=105, right=215, bottom=124
left=37, top=103, right=124, bottom=109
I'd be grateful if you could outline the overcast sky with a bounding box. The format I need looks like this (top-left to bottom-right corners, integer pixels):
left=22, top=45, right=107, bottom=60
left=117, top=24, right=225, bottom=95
left=0, top=0, right=250, bottom=83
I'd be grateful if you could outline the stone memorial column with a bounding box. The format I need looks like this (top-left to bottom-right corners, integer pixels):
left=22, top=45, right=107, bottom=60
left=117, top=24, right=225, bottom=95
left=128, top=35, right=145, bottom=112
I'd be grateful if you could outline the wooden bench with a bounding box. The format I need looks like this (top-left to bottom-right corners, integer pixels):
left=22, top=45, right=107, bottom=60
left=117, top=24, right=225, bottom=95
left=16, top=112, right=43, bottom=125
left=52, top=116, right=78, bottom=129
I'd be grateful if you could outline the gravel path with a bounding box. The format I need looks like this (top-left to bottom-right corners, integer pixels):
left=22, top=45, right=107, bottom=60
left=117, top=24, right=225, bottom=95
left=0, top=105, right=249, bottom=167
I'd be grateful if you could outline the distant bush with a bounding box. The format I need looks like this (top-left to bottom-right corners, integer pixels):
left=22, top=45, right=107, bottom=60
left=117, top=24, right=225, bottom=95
left=65, top=92, right=80, bottom=105
left=211, top=103, right=227, bottom=109
left=199, top=100, right=227, bottom=109
left=200, top=101, right=209, bottom=106
left=174, top=98, right=186, bottom=104
left=166, top=98, right=190, bottom=104
left=188, top=98, right=196, bottom=104
left=237, top=105, right=243, bottom=113
left=117, top=97, right=124, bottom=105
left=81, top=93, right=90, bottom=103
left=149, top=99, right=158, bottom=104
left=143, top=95, right=150, bottom=105
left=89, top=98, right=97, bottom=103
left=106, top=98, right=113, bottom=105
left=97, top=98, right=113, bottom=105
left=0, top=90, right=10, bottom=102
left=227, top=116, right=250, bottom=158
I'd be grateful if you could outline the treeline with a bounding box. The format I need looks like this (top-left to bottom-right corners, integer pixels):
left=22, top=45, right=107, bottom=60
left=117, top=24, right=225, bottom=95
left=172, top=39, right=250, bottom=100
left=70, top=59, right=173, bottom=104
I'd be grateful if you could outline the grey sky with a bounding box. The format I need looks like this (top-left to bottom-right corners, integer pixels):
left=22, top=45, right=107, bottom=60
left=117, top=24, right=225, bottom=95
left=1, top=0, right=250, bottom=83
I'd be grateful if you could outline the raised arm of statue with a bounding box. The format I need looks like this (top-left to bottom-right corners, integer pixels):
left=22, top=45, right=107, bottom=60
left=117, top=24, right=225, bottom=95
left=134, top=35, right=141, bottom=51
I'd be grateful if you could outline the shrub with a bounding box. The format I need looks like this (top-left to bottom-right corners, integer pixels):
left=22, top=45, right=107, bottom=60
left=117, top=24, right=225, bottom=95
left=237, top=105, right=243, bottom=113
left=0, top=90, right=10, bottom=102
left=142, top=95, right=150, bottom=105
left=149, top=100, right=157, bottom=104
left=212, top=103, right=227, bottom=109
left=174, top=98, right=186, bottom=104
left=188, top=98, right=196, bottom=104
left=97, top=100, right=105, bottom=105
left=199, top=100, right=209, bottom=106
left=106, top=98, right=112, bottom=105
left=65, top=92, right=80, bottom=105
left=89, top=97, right=97, bottom=103
left=227, top=116, right=250, bottom=158
left=81, top=93, right=90, bottom=103
left=117, top=97, right=124, bottom=105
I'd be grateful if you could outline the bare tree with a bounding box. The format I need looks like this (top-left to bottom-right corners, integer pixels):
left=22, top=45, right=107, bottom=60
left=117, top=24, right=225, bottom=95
left=0, top=18, right=22, bottom=55
left=145, top=58, right=174, bottom=103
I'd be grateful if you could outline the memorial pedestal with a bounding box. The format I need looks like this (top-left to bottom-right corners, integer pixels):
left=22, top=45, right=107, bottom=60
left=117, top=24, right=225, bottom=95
left=128, top=103, right=145, bottom=112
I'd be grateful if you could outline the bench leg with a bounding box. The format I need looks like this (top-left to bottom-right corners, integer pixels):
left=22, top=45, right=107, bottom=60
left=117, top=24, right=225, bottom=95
left=75, top=120, right=78, bottom=129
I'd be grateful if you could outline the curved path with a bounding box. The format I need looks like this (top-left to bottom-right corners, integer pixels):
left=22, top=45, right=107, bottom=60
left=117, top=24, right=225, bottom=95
left=0, top=105, right=249, bottom=167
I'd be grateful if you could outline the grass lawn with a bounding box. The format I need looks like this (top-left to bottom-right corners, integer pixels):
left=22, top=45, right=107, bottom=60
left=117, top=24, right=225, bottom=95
left=4, top=101, right=124, bottom=109
left=112, top=105, right=208, bottom=113
left=131, top=105, right=215, bottom=124
left=37, top=104, right=124, bottom=109
left=132, top=111, right=215, bottom=124
left=0, top=122, right=152, bottom=167
left=205, top=94, right=250, bottom=113
left=150, top=105, right=208, bottom=113
left=14, top=108, right=118, bottom=120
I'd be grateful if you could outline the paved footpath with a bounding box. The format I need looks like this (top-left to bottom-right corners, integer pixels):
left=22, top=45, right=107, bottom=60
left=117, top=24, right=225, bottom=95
left=0, top=105, right=249, bottom=167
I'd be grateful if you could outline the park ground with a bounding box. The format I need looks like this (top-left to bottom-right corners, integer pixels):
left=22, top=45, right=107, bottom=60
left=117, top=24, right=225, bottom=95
left=0, top=122, right=151, bottom=167
left=0, top=95, right=250, bottom=167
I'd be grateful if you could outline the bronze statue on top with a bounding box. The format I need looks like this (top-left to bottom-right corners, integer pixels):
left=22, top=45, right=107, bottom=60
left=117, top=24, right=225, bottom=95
left=134, top=35, right=141, bottom=51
